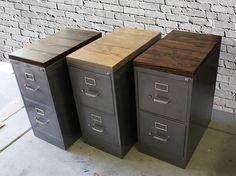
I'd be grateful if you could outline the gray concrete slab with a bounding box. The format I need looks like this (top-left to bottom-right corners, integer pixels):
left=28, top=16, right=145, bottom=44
left=0, top=108, right=31, bottom=152
left=0, top=64, right=24, bottom=122
left=0, top=128, right=235, bottom=176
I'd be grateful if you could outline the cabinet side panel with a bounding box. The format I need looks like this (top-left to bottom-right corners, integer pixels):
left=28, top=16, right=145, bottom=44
left=113, top=61, right=137, bottom=155
left=187, top=41, right=221, bottom=162
left=46, top=58, right=81, bottom=149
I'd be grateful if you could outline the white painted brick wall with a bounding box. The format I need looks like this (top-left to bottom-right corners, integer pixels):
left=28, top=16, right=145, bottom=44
left=0, top=0, right=235, bottom=114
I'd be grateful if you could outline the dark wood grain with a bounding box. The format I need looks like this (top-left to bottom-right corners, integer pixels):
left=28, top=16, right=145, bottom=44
left=133, top=30, right=222, bottom=77
left=9, top=28, right=102, bottom=67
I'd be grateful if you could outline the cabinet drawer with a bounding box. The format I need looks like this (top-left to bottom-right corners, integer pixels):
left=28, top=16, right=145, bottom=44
left=24, top=99, right=62, bottom=141
left=137, top=71, right=189, bottom=122
left=12, top=61, right=52, bottom=106
left=138, top=111, right=186, bottom=157
left=78, top=106, right=120, bottom=146
left=69, top=67, right=114, bottom=114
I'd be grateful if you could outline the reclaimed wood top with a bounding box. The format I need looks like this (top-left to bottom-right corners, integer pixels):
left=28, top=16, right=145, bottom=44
left=133, top=30, right=221, bottom=77
left=67, top=28, right=161, bottom=72
left=9, top=28, right=101, bottom=67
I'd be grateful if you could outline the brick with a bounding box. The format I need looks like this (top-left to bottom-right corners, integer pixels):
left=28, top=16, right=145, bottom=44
left=166, top=0, right=188, bottom=7
left=230, top=77, right=236, bottom=85
left=100, top=0, right=118, bottom=5
left=160, top=5, right=171, bottom=13
left=64, top=0, right=83, bottom=6
left=135, top=16, right=155, bottom=25
left=211, top=5, right=234, bottom=14
left=124, top=21, right=144, bottom=29
left=144, top=0, right=164, bottom=4
left=217, top=14, right=230, bottom=22
left=12, top=34, right=30, bottom=42
left=115, top=13, right=135, bottom=21
left=166, top=14, right=188, bottom=22
left=57, top=4, right=76, bottom=12
left=93, top=23, right=114, bottom=32
left=65, top=12, right=84, bottom=21
left=104, top=18, right=123, bottom=26
left=156, top=19, right=178, bottom=28
left=104, top=4, right=123, bottom=12
left=85, top=15, right=103, bottom=23
left=84, top=1, right=103, bottom=9
left=14, top=3, right=29, bottom=11
left=140, top=2, right=160, bottom=11
left=226, top=30, right=236, bottom=38
left=213, top=20, right=235, bottom=30
left=95, top=10, right=114, bottom=19
left=202, top=27, right=225, bottom=36
left=30, top=5, right=47, bottom=13
left=21, top=30, right=38, bottom=38
left=189, top=17, right=212, bottom=27
left=179, top=23, right=201, bottom=31
left=124, top=7, right=144, bottom=15
left=145, top=24, right=165, bottom=33
left=48, top=9, right=65, bottom=17
left=144, top=10, right=165, bottom=19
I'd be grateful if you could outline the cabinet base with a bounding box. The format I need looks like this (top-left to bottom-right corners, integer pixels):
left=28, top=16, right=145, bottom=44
left=138, top=142, right=186, bottom=168
left=83, top=136, right=134, bottom=158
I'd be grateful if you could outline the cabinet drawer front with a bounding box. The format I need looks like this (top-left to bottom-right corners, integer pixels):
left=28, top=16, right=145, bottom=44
left=78, top=106, right=120, bottom=146
left=137, top=71, right=189, bottom=122
left=69, top=67, right=114, bottom=114
left=138, top=111, right=186, bottom=157
left=24, top=99, right=62, bottom=141
left=12, top=61, right=52, bottom=106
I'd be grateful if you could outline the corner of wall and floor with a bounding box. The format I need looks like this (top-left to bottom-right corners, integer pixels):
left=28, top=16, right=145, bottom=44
left=0, top=0, right=235, bottom=115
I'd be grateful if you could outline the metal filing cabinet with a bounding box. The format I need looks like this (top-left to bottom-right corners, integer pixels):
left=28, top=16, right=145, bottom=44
left=67, top=28, right=161, bottom=157
left=9, top=28, right=101, bottom=149
left=133, top=30, right=222, bottom=167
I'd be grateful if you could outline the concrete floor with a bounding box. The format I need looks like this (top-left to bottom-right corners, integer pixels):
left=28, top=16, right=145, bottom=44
left=0, top=63, right=236, bottom=176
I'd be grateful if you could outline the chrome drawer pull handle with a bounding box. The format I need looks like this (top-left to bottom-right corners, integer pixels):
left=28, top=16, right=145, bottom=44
left=153, top=97, right=170, bottom=105
left=24, top=84, right=40, bottom=92
left=91, top=125, right=104, bottom=133
left=153, top=135, right=169, bottom=142
left=81, top=89, right=100, bottom=98
left=35, top=107, right=45, bottom=116
left=34, top=117, right=49, bottom=125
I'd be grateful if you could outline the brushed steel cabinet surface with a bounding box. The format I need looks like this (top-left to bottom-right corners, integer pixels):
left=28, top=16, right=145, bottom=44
left=137, top=71, right=189, bottom=122
left=12, top=61, right=52, bottom=106
left=24, top=98, right=62, bottom=140
left=134, top=33, right=221, bottom=168
left=68, top=61, right=137, bottom=158
left=69, top=66, right=115, bottom=114
left=138, top=111, right=186, bottom=157
left=11, top=58, right=81, bottom=150
left=78, top=105, right=120, bottom=146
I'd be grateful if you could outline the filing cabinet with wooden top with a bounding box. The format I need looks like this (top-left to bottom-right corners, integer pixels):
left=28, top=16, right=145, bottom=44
left=67, top=28, right=161, bottom=157
left=9, top=28, right=101, bottom=149
left=133, top=30, right=221, bottom=167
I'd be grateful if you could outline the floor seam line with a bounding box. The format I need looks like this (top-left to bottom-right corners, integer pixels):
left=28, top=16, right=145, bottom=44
left=0, top=128, right=31, bottom=153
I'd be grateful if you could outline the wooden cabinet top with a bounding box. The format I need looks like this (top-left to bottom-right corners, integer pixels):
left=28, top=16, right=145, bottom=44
left=9, top=28, right=101, bottom=67
left=133, top=30, right=222, bottom=77
left=67, top=28, right=161, bottom=72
